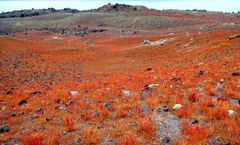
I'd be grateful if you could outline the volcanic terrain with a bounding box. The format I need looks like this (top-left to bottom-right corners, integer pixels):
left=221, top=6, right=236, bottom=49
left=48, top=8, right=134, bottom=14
left=0, top=3, right=240, bottom=145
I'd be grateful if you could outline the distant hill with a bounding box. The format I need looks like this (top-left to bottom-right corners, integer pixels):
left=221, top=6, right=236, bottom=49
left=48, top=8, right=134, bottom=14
left=0, top=8, right=79, bottom=18
left=96, top=3, right=148, bottom=12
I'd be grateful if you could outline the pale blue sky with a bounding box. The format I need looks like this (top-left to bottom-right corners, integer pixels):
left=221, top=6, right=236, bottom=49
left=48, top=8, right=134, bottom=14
left=0, top=0, right=239, bottom=13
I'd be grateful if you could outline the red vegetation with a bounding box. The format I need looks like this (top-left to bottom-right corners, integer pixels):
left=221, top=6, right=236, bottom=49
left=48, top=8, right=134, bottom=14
left=0, top=26, right=240, bottom=144
left=63, top=115, right=75, bottom=131
left=80, top=127, right=101, bottom=145
left=117, top=133, right=138, bottom=145
left=138, top=118, right=156, bottom=137
left=20, top=133, right=43, bottom=145
left=175, top=122, right=210, bottom=145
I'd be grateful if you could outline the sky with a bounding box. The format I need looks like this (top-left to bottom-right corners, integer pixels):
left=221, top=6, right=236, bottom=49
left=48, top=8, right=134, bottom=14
left=0, top=0, right=239, bottom=13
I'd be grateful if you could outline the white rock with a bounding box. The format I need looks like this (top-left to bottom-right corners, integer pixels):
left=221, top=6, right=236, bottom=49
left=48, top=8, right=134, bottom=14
left=173, top=104, right=183, bottom=110
left=122, top=90, right=131, bottom=97
left=70, top=91, right=78, bottom=96
left=148, top=84, right=160, bottom=88
left=228, top=110, right=236, bottom=116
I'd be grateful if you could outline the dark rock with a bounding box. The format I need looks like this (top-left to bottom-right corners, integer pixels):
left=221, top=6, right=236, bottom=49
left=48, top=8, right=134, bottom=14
left=162, top=136, right=171, bottom=143
left=6, top=91, right=13, bottom=95
left=156, top=107, right=163, bottom=114
left=103, top=102, right=111, bottom=108
left=142, top=39, right=150, bottom=45
left=46, top=117, right=53, bottom=121
left=18, top=99, right=27, bottom=106
left=0, top=124, right=10, bottom=133
left=208, top=103, right=215, bottom=108
left=232, top=71, right=240, bottom=76
left=36, top=108, right=44, bottom=114
left=66, top=99, right=75, bottom=106
left=145, top=68, right=152, bottom=71
left=190, top=119, right=199, bottom=124
left=198, top=70, right=205, bottom=75
left=162, top=105, right=169, bottom=112
left=171, top=77, right=181, bottom=82
left=57, top=99, right=63, bottom=104
left=11, top=113, right=16, bottom=117
left=30, top=91, right=41, bottom=96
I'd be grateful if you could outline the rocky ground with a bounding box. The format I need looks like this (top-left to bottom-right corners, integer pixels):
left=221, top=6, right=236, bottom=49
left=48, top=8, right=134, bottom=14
left=0, top=3, right=240, bottom=145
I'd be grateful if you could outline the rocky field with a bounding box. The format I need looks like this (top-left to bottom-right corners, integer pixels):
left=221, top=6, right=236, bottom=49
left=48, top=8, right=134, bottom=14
left=0, top=3, right=240, bottom=145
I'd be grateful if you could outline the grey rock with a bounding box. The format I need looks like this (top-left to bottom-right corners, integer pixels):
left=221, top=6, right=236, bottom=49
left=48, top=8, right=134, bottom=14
left=139, top=103, right=149, bottom=114
left=141, top=91, right=151, bottom=99
left=29, top=113, right=38, bottom=119
left=154, top=110, right=181, bottom=142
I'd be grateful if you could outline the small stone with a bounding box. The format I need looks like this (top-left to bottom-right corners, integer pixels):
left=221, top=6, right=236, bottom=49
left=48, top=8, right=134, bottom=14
left=190, top=119, right=199, bottom=124
left=62, top=130, right=68, bottom=136
left=6, top=91, right=13, bottom=95
left=141, top=91, right=151, bottom=99
left=163, top=105, right=169, bottom=112
left=29, top=114, right=38, bottom=119
left=36, top=108, right=44, bottom=114
left=46, top=117, right=53, bottom=121
left=30, top=91, right=41, bottom=96
left=145, top=68, right=152, bottom=71
left=232, top=72, right=240, bottom=76
left=18, top=99, right=27, bottom=106
left=58, top=106, right=67, bottom=111
left=103, top=102, right=111, bottom=108
left=66, top=99, right=75, bottom=106
left=122, top=89, right=131, bottom=97
left=220, top=79, right=225, bottom=83
left=171, top=77, right=181, bottom=82
left=198, top=70, right=205, bottom=75
left=144, top=84, right=159, bottom=90
left=69, top=91, right=78, bottom=96
left=156, top=107, right=162, bottom=114
left=0, top=124, right=10, bottom=133
left=142, top=39, right=150, bottom=45
left=173, top=104, right=183, bottom=110
left=56, top=99, right=63, bottom=104
left=162, top=136, right=171, bottom=143
left=208, top=103, right=215, bottom=108
left=228, top=110, right=236, bottom=116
